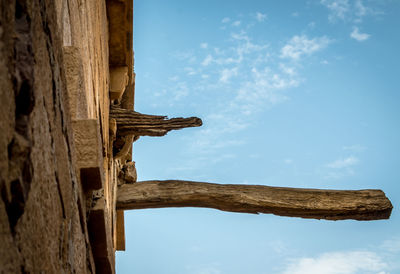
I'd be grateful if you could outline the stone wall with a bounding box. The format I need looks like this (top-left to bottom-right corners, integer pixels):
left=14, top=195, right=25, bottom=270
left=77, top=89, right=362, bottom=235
left=0, top=0, right=133, bottom=273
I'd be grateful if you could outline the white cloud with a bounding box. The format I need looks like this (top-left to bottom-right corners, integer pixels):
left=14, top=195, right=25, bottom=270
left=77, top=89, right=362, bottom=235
left=190, top=117, right=248, bottom=154
left=184, top=67, right=197, bottom=76
left=221, top=17, right=230, bottom=23
left=342, top=144, right=366, bottom=152
left=154, top=89, right=167, bottom=97
left=200, top=43, right=208, bottom=49
left=381, top=236, right=400, bottom=253
left=168, top=75, right=179, bottom=81
left=172, top=50, right=197, bottom=63
left=270, top=240, right=290, bottom=254
left=255, top=12, right=267, bottom=22
left=280, top=64, right=296, bottom=76
left=173, top=82, right=189, bottom=100
left=350, top=27, right=370, bottom=41
left=229, top=31, right=268, bottom=64
left=326, top=156, right=358, bottom=169
left=354, top=0, right=382, bottom=22
left=219, top=67, right=238, bottom=83
left=355, top=0, right=367, bottom=18
left=282, top=251, right=388, bottom=274
left=281, top=35, right=331, bottom=60
left=321, top=0, right=380, bottom=23
left=284, top=158, right=293, bottom=164
left=320, top=0, right=350, bottom=22
left=235, top=67, right=298, bottom=115
left=231, top=31, right=248, bottom=41
left=323, top=156, right=360, bottom=179
left=165, top=29, right=301, bottom=157
left=211, top=153, right=236, bottom=164
left=201, top=54, right=213, bottom=66
left=232, top=20, right=241, bottom=27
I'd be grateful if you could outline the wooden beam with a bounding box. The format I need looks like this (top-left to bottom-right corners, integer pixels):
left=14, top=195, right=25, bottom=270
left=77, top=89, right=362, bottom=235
left=110, top=107, right=202, bottom=136
left=116, top=180, right=393, bottom=221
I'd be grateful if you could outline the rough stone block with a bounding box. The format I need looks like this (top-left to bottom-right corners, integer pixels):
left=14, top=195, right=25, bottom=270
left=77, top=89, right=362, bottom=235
left=109, top=66, right=128, bottom=100
left=72, top=119, right=104, bottom=191
left=63, top=46, right=89, bottom=119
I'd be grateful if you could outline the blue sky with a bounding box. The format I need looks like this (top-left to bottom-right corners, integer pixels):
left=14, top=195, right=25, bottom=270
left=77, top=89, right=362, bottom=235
left=116, top=1, right=400, bottom=273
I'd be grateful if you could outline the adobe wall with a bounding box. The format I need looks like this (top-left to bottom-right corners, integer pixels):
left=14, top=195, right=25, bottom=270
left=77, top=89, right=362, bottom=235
left=0, top=0, right=133, bottom=273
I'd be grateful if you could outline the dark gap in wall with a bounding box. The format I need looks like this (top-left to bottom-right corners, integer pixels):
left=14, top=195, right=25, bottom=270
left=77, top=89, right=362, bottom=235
left=55, top=172, right=66, bottom=219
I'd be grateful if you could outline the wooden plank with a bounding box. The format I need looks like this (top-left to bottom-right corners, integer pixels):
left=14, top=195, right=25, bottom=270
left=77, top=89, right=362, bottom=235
left=116, top=180, right=393, bottom=221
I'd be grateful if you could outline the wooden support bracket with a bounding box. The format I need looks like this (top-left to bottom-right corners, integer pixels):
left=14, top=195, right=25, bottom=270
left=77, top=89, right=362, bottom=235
left=116, top=180, right=393, bottom=221
left=110, top=106, right=202, bottom=137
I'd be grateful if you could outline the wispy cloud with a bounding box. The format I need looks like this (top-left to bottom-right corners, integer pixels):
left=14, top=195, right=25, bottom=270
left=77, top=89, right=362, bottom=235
left=168, top=75, right=179, bottom=81
left=320, top=0, right=381, bottom=23
left=282, top=251, right=388, bottom=274
left=255, top=12, right=267, bottom=22
left=172, top=81, right=189, bottom=100
left=381, top=236, right=400, bottom=253
left=184, top=67, right=197, bottom=76
left=190, top=115, right=249, bottom=153
left=342, top=144, right=366, bottom=152
left=178, top=25, right=303, bottom=154
left=162, top=16, right=324, bottom=158
left=281, top=35, right=331, bottom=60
left=200, top=43, right=208, bottom=49
left=219, top=67, right=238, bottom=83
left=350, top=26, right=370, bottom=41
left=355, top=0, right=368, bottom=18
left=235, top=67, right=298, bottom=115
left=320, top=0, right=350, bottom=22
left=323, top=156, right=359, bottom=179
left=284, top=158, right=294, bottom=164
left=201, top=54, right=213, bottom=66
left=154, top=80, right=189, bottom=104
left=172, top=50, right=197, bottom=63
left=221, top=17, right=230, bottom=23
left=326, top=156, right=358, bottom=169
left=280, top=63, right=297, bottom=76
left=232, top=20, right=241, bottom=27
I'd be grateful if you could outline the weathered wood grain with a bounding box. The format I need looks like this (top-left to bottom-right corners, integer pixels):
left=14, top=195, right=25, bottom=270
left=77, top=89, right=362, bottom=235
left=110, top=107, right=202, bottom=136
left=117, top=180, right=393, bottom=221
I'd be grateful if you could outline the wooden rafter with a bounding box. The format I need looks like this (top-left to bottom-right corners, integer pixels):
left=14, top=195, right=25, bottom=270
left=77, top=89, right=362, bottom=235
left=117, top=180, right=392, bottom=221
left=110, top=106, right=202, bottom=136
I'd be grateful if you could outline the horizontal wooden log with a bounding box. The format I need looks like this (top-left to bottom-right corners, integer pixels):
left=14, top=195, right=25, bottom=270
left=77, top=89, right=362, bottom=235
left=110, top=107, right=202, bottom=136
left=117, top=180, right=393, bottom=221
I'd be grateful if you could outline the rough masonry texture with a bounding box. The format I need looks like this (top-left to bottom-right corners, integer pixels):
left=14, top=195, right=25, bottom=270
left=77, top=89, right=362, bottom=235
left=0, top=0, right=134, bottom=273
